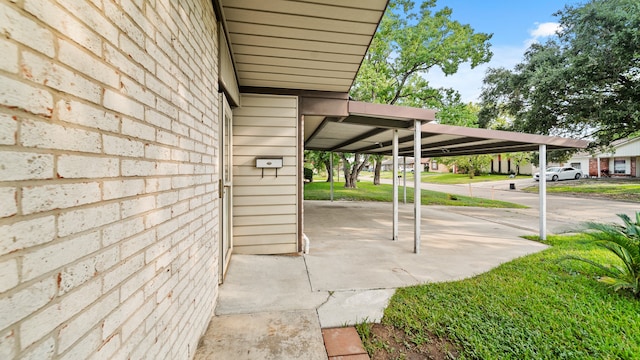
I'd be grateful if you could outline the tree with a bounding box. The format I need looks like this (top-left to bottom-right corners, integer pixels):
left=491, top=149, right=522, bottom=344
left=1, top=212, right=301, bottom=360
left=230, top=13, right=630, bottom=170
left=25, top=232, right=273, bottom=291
left=304, top=150, right=339, bottom=182
left=440, top=154, right=492, bottom=178
left=480, top=0, right=640, bottom=147
left=343, top=0, right=493, bottom=188
left=340, top=153, right=370, bottom=188
left=370, top=154, right=385, bottom=185
left=436, top=98, right=481, bottom=127
left=437, top=102, right=492, bottom=178
left=351, top=0, right=492, bottom=107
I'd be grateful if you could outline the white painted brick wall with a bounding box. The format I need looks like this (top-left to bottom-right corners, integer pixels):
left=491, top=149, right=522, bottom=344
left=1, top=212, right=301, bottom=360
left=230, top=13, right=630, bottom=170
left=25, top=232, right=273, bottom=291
left=0, top=258, right=18, bottom=293
left=22, top=231, right=102, bottom=281
left=0, top=187, right=17, bottom=218
left=0, top=38, right=19, bottom=74
left=0, top=277, right=57, bottom=333
left=21, top=119, right=102, bottom=153
left=103, top=89, right=145, bottom=120
left=0, top=216, right=56, bottom=256
left=0, top=113, right=17, bottom=145
left=57, top=203, right=120, bottom=237
left=0, top=1, right=220, bottom=358
left=103, top=134, right=145, bottom=157
left=25, top=0, right=102, bottom=56
left=58, top=155, right=119, bottom=179
left=22, top=182, right=102, bottom=214
left=58, top=39, right=120, bottom=88
left=56, top=100, right=121, bottom=132
left=20, top=337, right=55, bottom=360
left=0, top=2, right=55, bottom=57
left=21, top=50, right=102, bottom=104
left=0, top=75, right=54, bottom=117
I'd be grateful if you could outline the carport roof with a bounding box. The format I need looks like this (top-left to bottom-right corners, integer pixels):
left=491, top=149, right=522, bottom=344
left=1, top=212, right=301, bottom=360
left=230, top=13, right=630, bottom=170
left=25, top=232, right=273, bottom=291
left=304, top=100, right=589, bottom=156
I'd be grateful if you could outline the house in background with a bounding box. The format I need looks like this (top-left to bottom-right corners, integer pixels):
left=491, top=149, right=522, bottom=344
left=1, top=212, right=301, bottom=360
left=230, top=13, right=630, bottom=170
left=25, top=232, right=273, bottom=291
left=426, top=158, right=449, bottom=173
left=380, top=157, right=438, bottom=172
left=565, top=137, right=640, bottom=177
left=490, top=154, right=534, bottom=175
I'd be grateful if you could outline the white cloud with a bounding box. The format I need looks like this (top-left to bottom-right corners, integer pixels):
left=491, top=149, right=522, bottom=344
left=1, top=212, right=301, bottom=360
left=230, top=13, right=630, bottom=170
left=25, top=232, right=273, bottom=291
left=529, top=22, right=561, bottom=39
left=525, top=22, right=561, bottom=47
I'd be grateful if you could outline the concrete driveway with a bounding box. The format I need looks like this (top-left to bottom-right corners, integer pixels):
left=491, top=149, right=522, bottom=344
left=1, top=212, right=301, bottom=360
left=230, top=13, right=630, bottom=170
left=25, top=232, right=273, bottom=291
left=421, top=178, right=638, bottom=233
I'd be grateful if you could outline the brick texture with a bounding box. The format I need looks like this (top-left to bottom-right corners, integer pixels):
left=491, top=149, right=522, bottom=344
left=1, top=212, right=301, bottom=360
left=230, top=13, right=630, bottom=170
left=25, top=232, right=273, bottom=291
left=0, top=1, right=219, bottom=359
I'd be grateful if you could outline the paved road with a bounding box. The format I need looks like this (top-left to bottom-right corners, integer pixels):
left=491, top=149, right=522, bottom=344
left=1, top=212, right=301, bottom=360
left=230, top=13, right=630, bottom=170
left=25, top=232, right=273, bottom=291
left=364, top=176, right=638, bottom=234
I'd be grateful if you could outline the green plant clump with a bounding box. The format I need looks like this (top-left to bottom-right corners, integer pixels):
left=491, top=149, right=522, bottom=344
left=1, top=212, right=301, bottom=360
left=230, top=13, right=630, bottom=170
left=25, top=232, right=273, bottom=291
left=562, top=212, right=640, bottom=297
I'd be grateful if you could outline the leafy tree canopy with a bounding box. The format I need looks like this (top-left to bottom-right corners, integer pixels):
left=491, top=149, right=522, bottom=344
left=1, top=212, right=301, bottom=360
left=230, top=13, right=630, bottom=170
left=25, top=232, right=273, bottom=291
left=342, top=0, right=492, bottom=187
left=350, top=0, right=493, bottom=107
left=479, top=0, right=640, bottom=147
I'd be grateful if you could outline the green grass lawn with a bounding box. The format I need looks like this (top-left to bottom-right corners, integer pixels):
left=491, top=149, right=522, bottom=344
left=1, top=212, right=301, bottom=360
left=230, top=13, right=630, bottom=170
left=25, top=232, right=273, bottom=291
left=377, top=171, right=529, bottom=184
left=358, top=234, right=640, bottom=359
left=304, top=181, right=525, bottom=208
left=523, top=179, right=640, bottom=202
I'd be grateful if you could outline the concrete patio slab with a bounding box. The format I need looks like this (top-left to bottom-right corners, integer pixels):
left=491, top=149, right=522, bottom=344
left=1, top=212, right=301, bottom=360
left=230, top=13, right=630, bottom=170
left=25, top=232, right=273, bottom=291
left=304, top=201, right=547, bottom=292
left=194, top=310, right=327, bottom=360
left=317, top=289, right=395, bottom=328
left=215, top=254, right=329, bottom=315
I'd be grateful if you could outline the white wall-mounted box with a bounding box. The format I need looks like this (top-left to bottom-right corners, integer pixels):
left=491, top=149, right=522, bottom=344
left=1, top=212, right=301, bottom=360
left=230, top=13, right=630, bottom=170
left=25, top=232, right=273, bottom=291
left=255, top=157, right=283, bottom=168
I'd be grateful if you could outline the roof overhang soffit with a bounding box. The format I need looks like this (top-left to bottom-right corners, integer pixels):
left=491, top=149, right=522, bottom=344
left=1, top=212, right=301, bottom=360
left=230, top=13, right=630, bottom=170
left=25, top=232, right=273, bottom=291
left=218, top=0, right=389, bottom=93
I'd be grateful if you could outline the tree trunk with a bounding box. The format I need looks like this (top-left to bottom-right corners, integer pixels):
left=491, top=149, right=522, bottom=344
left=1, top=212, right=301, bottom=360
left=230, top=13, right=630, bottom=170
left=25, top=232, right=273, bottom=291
left=341, top=154, right=353, bottom=188
left=341, top=153, right=369, bottom=188
left=323, top=159, right=332, bottom=182
left=373, top=159, right=382, bottom=185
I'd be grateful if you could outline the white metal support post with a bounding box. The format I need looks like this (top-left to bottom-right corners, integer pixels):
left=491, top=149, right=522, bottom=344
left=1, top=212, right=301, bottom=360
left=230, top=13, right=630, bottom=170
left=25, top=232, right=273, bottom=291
left=330, top=152, right=334, bottom=202
left=414, top=120, right=422, bottom=254
left=403, top=156, right=407, bottom=204
left=392, top=130, right=399, bottom=241
left=539, top=144, right=547, bottom=240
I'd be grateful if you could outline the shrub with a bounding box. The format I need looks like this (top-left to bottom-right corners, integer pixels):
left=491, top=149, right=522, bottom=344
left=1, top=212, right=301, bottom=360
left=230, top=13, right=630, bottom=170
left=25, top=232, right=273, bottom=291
left=304, top=167, right=313, bottom=183
left=562, top=212, right=640, bottom=298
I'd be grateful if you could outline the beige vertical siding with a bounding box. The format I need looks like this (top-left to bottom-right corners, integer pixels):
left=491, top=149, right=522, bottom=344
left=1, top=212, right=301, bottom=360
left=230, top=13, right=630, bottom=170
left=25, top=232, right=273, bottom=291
left=232, top=94, right=299, bottom=254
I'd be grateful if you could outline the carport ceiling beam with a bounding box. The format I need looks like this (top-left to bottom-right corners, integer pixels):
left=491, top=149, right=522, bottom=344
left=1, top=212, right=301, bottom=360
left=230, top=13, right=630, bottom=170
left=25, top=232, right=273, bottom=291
left=352, top=133, right=436, bottom=153
left=340, top=115, right=414, bottom=129
left=396, top=137, right=486, bottom=154
left=328, top=128, right=388, bottom=152
left=419, top=141, right=525, bottom=156
left=420, top=143, right=541, bottom=157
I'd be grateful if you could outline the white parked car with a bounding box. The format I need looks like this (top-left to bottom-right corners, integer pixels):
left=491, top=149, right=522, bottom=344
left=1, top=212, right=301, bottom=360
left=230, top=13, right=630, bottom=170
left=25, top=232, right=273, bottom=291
left=534, top=167, right=583, bottom=181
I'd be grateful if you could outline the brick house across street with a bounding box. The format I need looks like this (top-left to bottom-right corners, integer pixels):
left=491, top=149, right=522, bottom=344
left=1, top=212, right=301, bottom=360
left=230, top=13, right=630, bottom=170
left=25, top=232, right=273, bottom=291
left=0, top=1, right=588, bottom=359
left=565, top=137, right=640, bottom=178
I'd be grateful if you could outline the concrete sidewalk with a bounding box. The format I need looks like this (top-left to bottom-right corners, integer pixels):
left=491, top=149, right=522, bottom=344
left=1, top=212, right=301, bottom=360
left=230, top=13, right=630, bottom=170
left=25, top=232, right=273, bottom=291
left=195, top=200, right=550, bottom=359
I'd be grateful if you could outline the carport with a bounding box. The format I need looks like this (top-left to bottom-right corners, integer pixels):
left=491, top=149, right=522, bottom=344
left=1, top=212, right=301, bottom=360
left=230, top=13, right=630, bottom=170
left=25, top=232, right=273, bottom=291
left=304, top=100, right=589, bottom=252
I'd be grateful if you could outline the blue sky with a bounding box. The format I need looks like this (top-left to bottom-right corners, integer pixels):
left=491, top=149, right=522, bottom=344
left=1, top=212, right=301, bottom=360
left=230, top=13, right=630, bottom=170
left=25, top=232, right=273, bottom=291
left=426, top=0, right=583, bottom=103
